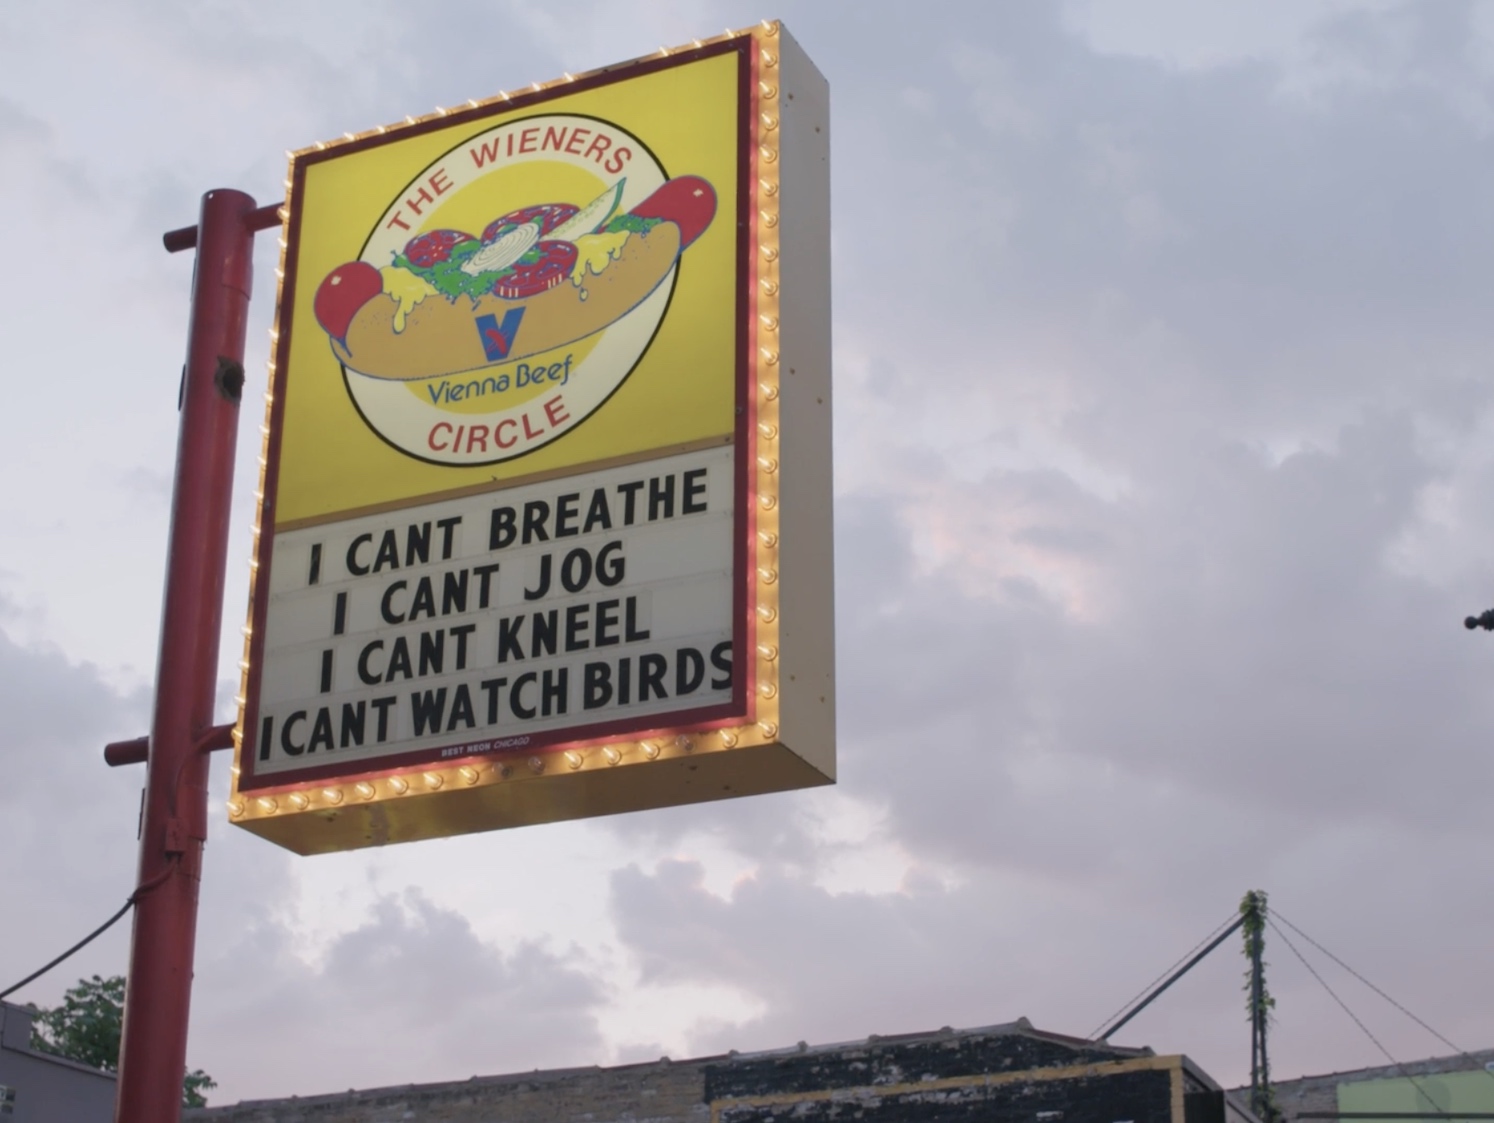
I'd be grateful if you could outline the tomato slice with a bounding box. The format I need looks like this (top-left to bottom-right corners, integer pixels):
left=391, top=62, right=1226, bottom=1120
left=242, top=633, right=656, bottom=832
left=314, top=262, right=383, bottom=340
left=492, top=241, right=578, bottom=299
left=482, top=203, right=579, bottom=243
left=403, top=229, right=474, bottom=268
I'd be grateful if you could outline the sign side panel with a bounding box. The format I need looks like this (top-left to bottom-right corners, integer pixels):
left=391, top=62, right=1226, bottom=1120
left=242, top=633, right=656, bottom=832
left=775, top=27, right=835, bottom=779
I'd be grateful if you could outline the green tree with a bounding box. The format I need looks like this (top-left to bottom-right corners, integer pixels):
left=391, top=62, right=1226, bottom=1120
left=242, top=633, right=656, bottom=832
left=29, top=974, right=216, bottom=1108
left=182, top=1068, right=217, bottom=1109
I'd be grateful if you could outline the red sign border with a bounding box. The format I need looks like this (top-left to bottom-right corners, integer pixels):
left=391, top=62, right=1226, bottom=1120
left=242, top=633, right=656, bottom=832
left=237, top=37, right=757, bottom=794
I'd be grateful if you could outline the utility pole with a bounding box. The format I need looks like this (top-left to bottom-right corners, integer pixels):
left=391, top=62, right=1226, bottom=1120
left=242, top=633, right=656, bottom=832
left=1241, top=890, right=1276, bottom=1123
left=113, top=190, right=280, bottom=1123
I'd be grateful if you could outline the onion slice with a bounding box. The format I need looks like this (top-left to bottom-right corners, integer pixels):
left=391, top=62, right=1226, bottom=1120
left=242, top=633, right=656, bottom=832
left=460, top=222, right=540, bottom=276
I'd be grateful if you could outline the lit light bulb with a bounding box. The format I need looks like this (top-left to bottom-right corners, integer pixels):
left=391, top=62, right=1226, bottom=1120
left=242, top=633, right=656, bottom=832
left=759, top=531, right=778, bottom=548
left=757, top=605, right=778, bottom=623
left=759, top=721, right=779, bottom=739
left=355, top=782, right=376, bottom=801
left=459, top=766, right=480, bottom=785
left=288, top=792, right=309, bottom=811
left=758, top=643, right=779, bottom=661
left=642, top=742, right=660, bottom=760
left=424, top=772, right=443, bottom=790
left=720, top=729, right=738, bottom=748
left=388, top=776, right=409, bottom=795
left=759, top=567, right=779, bottom=585
left=565, top=750, right=583, bottom=770
left=603, top=746, right=622, bottom=765
left=227, top=800, right=245, bottom=819
left=322, top=788, right=344, bottom=805
left=256, top=797, right=278, bottom=814
left=760, top=682, right=778, bottom=699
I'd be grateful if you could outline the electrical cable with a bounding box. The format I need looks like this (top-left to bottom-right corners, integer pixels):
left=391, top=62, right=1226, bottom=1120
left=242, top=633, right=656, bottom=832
left=1268, top=917, right=1449, bottom=1116
left=0, top=858, right=179, bottom=1002
left=1272, top=910, right=1494, bottom=1085
left=1087, top=911, right=1240, bottom=1041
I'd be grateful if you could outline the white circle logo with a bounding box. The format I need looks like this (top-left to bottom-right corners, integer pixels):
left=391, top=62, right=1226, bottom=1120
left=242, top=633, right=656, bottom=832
left=308, top=114, right=719, bottom=464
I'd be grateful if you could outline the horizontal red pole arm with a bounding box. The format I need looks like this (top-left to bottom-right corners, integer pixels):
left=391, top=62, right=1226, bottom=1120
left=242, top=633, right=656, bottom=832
left=104, top=737, right=149, bottom=767
left=162, top=202, right=283, bottom=253
left=104, top=724, right=236, bottom=767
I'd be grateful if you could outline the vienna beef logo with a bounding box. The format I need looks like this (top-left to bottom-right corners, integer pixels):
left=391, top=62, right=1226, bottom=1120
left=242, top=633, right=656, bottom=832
left=310, top=114, right=718, bottom=465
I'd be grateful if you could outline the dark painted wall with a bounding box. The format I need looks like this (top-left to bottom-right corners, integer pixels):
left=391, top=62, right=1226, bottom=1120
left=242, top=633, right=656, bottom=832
left=714, top=1066, right=1174, bottom=1123
left=192, top=1019, right=1208, bottom=1123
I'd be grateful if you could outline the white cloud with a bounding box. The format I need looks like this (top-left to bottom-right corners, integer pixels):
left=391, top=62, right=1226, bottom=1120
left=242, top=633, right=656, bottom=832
left=190, top=888, right=607, bottom=1100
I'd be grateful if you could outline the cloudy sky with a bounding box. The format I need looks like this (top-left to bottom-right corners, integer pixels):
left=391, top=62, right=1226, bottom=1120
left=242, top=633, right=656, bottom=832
left=4, top=0, right=1494, bottom=1108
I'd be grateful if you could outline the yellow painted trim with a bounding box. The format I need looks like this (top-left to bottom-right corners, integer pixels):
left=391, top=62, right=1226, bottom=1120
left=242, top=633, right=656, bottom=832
left=709, top=1053, right=1184, bottom=1121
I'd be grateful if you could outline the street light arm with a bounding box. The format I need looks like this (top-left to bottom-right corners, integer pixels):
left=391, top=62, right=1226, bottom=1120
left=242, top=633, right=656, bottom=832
left=1464, top=608, right=1494, bottom=631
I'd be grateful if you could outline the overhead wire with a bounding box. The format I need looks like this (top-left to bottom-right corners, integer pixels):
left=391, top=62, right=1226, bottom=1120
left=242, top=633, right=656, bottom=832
left=1272, top=910, right=1494, bottom=1089
left=0, top=857, right=179, bottom=1002
left=1088, top=911, right=1240, bottom=1041
left=1267, top=917, right=1447, bottom=1116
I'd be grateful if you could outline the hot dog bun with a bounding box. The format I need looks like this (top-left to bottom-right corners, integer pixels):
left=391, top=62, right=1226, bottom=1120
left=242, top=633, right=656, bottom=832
left=317, top=175, right=717, bottom=383
left=331, top=221, right=682, bottom=382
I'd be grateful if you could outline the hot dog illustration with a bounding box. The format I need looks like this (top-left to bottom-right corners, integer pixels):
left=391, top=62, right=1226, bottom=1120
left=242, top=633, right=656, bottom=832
left=313, top=176, right=717, bottom=381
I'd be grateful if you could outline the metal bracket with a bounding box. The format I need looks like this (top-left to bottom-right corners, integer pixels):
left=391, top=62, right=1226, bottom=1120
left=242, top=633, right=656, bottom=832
left=104, top=723, right=236, bottom=767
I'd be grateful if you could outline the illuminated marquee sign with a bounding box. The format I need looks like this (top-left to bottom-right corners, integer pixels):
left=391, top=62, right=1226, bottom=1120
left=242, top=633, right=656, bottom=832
left=230, top=22, right=833, bottom=853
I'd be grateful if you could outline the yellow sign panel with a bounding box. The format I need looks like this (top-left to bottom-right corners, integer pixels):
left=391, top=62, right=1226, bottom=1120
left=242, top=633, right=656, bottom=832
left=278, top=53, right=741, bottom=526
left=231, top=23, right=834, bottom=854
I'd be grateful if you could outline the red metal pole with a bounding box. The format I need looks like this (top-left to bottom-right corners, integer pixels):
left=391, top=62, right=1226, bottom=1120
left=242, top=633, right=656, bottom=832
left=115, top=189, right=258, bottom=1123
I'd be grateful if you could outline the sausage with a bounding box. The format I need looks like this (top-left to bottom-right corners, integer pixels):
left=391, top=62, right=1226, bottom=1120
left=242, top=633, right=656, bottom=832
left=315, top=174, right=716, bottom=382
left=331, top=222, right=682, bottom=381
